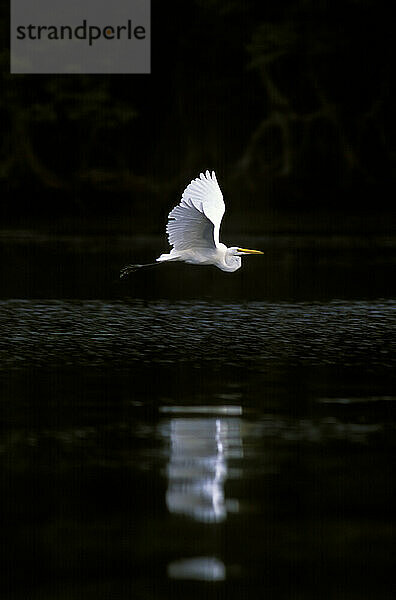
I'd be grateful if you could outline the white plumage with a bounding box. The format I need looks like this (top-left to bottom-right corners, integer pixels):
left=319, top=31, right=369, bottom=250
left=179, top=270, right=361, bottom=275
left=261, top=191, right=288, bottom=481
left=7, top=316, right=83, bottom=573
left=166, top=170, right=224, bottom=251
left=120, top=170, right=263, bottom=278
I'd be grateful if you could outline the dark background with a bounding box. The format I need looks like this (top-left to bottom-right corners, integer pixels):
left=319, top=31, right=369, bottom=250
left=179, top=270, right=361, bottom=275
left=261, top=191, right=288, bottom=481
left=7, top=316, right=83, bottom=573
left=1, top=0, right=395, bottom=235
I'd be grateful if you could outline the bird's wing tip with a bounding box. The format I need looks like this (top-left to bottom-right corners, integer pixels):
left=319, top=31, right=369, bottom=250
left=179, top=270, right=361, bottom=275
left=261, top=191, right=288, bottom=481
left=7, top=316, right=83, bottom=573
left=198, top=170, right=216, bottom=180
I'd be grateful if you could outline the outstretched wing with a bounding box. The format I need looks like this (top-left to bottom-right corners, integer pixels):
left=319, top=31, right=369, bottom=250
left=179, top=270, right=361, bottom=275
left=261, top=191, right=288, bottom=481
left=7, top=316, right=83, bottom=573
left=166, top=170, right=225, bottom=251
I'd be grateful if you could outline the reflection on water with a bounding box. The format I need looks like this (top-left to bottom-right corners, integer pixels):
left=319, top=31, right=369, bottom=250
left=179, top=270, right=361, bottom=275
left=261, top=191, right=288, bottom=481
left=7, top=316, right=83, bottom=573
left=167, top=556, right=226, bottom=582
left=161, top=406, right=243, bottom=582
left=0, top=369, right=394, bottom=598
left=161, top=408, right=242, bottom=523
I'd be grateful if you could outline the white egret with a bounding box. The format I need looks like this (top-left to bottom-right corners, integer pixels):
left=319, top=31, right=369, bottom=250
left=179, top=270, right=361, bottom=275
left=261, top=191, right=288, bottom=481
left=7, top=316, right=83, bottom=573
left=120, top=170, right=263, bottom=278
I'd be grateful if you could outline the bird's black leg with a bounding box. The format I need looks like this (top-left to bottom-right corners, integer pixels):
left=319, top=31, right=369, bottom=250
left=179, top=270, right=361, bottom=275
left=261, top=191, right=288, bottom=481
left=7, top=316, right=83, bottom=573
left=120, top=262, right=160, bottom=279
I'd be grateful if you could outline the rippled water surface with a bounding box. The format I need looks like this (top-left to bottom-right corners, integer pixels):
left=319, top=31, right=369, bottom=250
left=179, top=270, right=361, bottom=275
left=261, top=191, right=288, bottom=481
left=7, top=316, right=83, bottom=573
left=0, top=234, right=395, bottom=599
left=1, top=298, right=395, bottom=369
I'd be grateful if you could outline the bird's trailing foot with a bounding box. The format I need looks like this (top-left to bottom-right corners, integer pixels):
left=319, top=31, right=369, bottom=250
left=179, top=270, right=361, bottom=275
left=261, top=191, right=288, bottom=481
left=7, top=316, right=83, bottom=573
left=120, top=262, right=159, bottom=279
left=120, top=264, right=140, bottom=279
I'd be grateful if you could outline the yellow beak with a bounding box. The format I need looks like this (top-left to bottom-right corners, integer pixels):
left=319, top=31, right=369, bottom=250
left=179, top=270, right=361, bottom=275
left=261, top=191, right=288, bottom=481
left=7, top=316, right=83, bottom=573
left=238, top=248, right=264, bottom=255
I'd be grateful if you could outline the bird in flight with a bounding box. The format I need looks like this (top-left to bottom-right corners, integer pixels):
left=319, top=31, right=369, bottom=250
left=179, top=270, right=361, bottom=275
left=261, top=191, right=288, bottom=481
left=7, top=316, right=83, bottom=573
left=120, top=170, right=263, bottom=278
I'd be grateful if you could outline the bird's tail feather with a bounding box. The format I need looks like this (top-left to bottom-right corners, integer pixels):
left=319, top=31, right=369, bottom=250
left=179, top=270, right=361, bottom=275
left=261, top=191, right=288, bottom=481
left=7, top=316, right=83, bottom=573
left=156, top=253, right=181, bottom=262
left=156, top=254, right=170, bottom=262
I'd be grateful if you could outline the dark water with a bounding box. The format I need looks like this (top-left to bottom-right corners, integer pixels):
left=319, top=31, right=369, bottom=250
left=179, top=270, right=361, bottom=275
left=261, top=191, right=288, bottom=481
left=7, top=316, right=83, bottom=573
left=0, top=233, right=395, bottom=599
left=1, top=230, right=395, bottom=300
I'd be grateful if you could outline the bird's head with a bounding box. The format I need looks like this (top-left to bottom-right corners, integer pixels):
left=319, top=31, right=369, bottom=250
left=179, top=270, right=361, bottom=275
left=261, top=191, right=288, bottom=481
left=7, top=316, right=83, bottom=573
left=223, top=246, right=263, bottom=272
left=228, top=247, right=264, bottom=257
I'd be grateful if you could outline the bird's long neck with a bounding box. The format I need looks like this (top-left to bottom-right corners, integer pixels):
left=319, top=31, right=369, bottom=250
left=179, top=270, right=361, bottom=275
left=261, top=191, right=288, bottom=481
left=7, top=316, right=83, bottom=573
left=220, top=247, right=241, bottom=273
